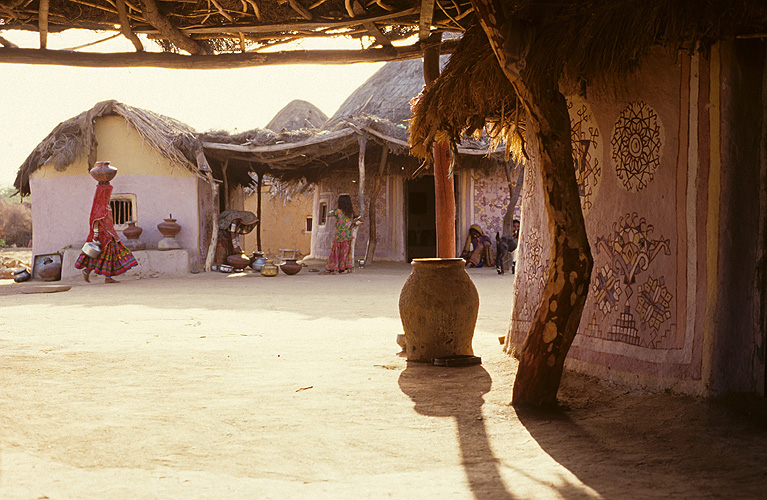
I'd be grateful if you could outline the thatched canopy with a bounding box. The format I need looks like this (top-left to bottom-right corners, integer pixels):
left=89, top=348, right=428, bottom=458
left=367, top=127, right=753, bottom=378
left=13, top=100, right=206, bottom=196
left=200, top=57, right=508, bottom=186
left=266, top=100, right=328, bottom=132
left=410, top=1, right=767, bottom=159
left=0, top=1, right=468, bottom=67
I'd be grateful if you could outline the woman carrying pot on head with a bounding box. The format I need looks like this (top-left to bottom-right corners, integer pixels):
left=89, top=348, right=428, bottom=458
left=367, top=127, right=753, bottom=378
left=320, top=194, right=361, bottom=275
left=75, top=167, right=138, bottom=283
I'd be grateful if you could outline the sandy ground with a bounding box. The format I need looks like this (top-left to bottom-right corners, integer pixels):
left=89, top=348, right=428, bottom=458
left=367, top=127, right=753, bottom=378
left=1, top=248, right=766, bottom=499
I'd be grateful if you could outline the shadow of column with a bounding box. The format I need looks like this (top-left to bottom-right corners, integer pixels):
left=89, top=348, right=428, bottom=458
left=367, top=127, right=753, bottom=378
left=398, top=362, right=516, bottom=500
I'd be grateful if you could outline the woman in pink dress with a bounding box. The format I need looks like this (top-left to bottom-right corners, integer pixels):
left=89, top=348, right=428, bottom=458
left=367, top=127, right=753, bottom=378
left=321, top=194, right=360, bottom=275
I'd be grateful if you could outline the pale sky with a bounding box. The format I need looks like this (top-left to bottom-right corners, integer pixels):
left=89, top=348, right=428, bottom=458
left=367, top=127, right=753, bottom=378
left=0, top=30, right=386, bottom=188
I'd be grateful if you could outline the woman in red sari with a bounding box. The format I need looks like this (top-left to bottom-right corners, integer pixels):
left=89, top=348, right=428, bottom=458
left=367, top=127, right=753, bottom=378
left=75, top=178, right=138, bottom=283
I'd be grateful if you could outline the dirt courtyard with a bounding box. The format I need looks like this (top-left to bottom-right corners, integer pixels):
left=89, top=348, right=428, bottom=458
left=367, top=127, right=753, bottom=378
left=1, top=249, right=766, bottom=499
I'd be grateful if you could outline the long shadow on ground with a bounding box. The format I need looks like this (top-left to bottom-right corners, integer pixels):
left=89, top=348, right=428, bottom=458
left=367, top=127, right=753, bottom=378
left=399, top=362, right=516, bottom=500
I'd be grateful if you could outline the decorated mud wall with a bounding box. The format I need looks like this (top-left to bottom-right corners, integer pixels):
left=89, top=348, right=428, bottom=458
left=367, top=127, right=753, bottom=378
left=508, top=42, right=767, bottom=395
left=456, top=167, right=518, bottom=255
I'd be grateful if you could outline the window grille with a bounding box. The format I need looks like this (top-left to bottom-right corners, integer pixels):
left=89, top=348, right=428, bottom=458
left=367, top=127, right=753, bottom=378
left=305, top=217, right=313, bottom=232
left=109, top=194, right=136, bottom=230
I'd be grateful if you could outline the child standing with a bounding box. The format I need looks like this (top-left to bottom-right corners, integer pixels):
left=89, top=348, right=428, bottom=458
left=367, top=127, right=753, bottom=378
left=321, top=194, right=360, bottom=275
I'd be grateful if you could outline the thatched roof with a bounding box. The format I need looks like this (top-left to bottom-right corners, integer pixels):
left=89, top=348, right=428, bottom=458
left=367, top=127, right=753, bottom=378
left=410, top=1, right=767, bottom=160
left=14, top=100, right=206, bottom=196
left=0, top=1, right=468, bottom=66
left=266, top=100, right=328, bottom=132
left=199, top=56, right=508, bottom=184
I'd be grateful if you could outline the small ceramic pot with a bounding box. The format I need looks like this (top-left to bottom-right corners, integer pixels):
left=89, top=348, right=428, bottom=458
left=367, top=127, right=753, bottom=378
left=260, top=259, right=279, bottom=277
left=279, top=258, right=302, bottom=275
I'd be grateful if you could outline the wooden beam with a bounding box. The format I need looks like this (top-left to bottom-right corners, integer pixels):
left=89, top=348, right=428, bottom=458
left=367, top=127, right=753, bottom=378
left=115, top=0, right=144, bottom=51
left=419, top=0, right=436, bottom=40
left=39, top=0, right=49, bottom=49
left=139, top=0, right=207, bottom=55
left=203, top=129, right=357, bottom=153
left=0, top=39, right=458, bottom=68
left=357, top=132, right=367, bottom=219
left=288, top=0, right=313, bottom=20
left=132, top=7, right=419, bottom=35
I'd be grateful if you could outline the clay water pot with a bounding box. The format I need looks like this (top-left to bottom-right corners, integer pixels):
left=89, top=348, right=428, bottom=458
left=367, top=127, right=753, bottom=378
left=157, top=216, right=181, bottom=237
left=157, top=215, right=181, bottom=250
left=398, top=258, right=479, bottom=362
left=279, top=258, right=302, bottom=276
left=226, top=253, right=251, bottom=269
left=122, top=222, right=146, bottom=250
left=89, top=161, right=117, bottom=182
left=38, top=258, right=62, bottom=281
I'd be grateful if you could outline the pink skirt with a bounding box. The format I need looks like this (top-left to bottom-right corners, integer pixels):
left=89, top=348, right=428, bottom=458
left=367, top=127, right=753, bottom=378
left=325, top=239, right=353, bottom=272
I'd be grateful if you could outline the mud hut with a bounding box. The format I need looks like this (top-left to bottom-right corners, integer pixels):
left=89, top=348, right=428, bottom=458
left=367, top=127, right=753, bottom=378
left=14, top=100, right=214, bottom=278
left=312, top=57, right=516, bottom=264
left=411, top=6, right=767, bottom=400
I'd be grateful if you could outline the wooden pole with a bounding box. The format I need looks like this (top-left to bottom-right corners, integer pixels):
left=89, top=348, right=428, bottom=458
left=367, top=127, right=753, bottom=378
left=423, top=31, right=456, bottom=258
left=0, top=40, right=458, bottom=69
left=256, top=170, right=263, bottom=252
left=433, top=141, right=456, bottom=257
left=365, top=147, right=388, bottom=265
left=357, top=132, right=368, bottom=218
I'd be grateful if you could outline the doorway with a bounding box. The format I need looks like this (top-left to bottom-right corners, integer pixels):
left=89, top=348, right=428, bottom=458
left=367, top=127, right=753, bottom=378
left=406, top=176, right=437, bottom=261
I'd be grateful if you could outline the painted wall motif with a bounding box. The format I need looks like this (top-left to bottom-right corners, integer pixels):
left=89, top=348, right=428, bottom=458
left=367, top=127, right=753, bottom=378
left=568, top=96, right=603, bottom=214
left=472, top=169, right=510, bottom=237
left=508, top=49, right=699, bottom=391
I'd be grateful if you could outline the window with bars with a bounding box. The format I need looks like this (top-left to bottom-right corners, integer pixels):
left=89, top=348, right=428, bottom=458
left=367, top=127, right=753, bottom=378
left=109, top=194, right=136, bottom=230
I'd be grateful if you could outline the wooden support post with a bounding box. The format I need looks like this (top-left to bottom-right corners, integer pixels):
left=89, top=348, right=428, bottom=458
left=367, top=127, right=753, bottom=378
left=39, top=0, right=49, bottom=49
left=433, top=141, right=456, bottom=258
left=256, top=170, right=263, bottom=252
left=357, top=132, right=367, bottom=218
left=365, top=146, right=388, bottom=265
left=423, top=31, right=456, bottom=258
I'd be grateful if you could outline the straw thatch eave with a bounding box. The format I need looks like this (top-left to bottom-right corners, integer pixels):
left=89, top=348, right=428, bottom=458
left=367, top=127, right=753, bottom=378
left=410, top=0, right=767, bottom=162
left=14, top=99, right=204, bottom=197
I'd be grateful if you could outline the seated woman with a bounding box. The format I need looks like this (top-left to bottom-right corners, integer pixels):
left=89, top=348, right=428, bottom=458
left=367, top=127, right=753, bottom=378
left=460, top=224, right=494, bottom=268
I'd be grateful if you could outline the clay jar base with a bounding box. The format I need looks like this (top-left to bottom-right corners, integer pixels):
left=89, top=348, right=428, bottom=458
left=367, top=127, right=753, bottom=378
left=398, top=258, right=479, bottom=362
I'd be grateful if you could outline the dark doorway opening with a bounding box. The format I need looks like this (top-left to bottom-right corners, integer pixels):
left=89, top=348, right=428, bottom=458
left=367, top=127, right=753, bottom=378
left=406, top=176, right=437, bottom=261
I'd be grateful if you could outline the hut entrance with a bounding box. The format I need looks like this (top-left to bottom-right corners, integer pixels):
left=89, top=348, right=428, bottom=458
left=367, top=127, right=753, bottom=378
left=405, top=176, right=437, bottom=261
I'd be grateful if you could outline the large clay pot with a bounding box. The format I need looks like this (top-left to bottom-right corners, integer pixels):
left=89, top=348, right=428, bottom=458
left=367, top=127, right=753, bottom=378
left=398, top=258, right=479, bottom=362
left=157, top=215, right=181, bottom=250
left=122, top=222, right=146, bottom=250
left=279, top=258, right=302, bottom=276
left=89, top=161, right=117, bottom=182
left=226, top=253, right=251, bottom=269
left=38, top=258, right=62, bottom=281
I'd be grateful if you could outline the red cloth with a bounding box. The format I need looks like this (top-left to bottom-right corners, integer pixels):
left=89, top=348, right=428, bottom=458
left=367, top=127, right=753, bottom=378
left=86, top=183, right=120, bottom=246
